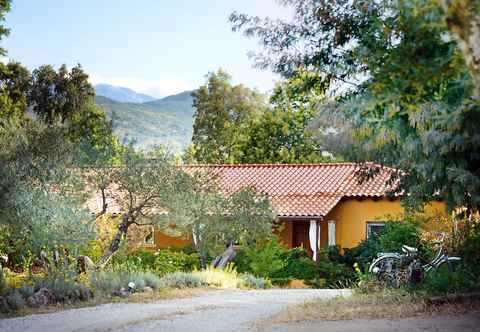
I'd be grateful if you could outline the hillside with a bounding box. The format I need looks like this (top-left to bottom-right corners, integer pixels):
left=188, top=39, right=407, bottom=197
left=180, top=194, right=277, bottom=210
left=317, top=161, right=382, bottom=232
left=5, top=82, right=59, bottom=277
left=94, top=84, right=156, bottom=103
left=95, top=91, right=194, bottom=152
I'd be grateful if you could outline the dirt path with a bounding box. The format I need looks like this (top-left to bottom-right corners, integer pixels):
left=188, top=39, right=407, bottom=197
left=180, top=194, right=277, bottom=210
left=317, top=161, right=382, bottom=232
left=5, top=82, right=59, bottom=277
left=0, top=289, right=351, bottom=332
left=258, top=312, right=480, bottom=332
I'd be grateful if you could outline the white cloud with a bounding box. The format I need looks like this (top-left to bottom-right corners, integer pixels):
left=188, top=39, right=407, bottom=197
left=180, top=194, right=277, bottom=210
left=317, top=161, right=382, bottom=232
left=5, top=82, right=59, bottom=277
left=89, top=74, right=194, bottom=98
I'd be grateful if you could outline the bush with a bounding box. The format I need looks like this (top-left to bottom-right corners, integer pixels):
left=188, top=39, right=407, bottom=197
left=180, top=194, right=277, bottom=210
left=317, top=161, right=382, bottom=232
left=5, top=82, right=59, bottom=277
left=31, top=270, right=92, bottom=302
left=243, top=239, right=284, bottom=279
left=159, top=272, right=202, bottom=288
left=89, top=270, right=163, bottom=294
left=240, top=273, right=269, bottom=289
left=125, top=249, right=200, bottom=275
left=0, top=268, right=5, bottom=294
left=5, top=289, right=25, bottom=310
left=344, top=221, right=424, bottom=271
left=274, top=247, right=318, bottom=281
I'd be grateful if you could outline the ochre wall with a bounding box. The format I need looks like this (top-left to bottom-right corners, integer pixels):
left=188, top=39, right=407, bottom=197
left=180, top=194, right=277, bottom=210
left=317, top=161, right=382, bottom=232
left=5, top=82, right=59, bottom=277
left=154, top=230, right=189, bottom=249
left=323, top=198, right=445, bottom=249
left=138, top=198, right=445, bottom=251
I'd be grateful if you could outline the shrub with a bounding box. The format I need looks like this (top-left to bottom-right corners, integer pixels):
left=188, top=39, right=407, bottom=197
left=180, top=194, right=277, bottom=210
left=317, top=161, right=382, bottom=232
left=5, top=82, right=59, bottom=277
left=153, top=250, right=199, bottom=275
left=5, top=289, right=25, bottom=310
left=31, top=270, right=92, bottom=302
left=0, top=268, right=5, bottom=294
left=18, top=283, right=35, bottom=299
left=89, top=270, right=163, bottom=293
left=243, top=239, right=284, bottom=279
left=239, top=273, right=269, bottom=289
left=274, top=247, right=318, bottom=281
left=160, top=272, right=202, bottom=288
left=125, top=249, right=200, bottom=275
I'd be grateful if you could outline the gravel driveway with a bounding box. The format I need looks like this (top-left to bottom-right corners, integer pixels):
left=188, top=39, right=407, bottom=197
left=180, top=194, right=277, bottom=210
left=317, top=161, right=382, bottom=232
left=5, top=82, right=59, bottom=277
left=0, top=289, right=351, bottom=332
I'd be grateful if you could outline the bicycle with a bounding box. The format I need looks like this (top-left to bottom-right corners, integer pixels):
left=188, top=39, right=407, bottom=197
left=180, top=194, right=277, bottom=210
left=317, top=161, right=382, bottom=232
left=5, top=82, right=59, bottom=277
left=368, top=233, right=461, bottom=286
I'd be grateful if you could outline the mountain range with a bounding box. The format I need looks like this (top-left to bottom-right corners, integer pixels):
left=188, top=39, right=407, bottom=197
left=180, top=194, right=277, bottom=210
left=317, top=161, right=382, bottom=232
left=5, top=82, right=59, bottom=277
left=94, top=84, right=157, bottom=103
left=94, top=84, right=194, bottom=152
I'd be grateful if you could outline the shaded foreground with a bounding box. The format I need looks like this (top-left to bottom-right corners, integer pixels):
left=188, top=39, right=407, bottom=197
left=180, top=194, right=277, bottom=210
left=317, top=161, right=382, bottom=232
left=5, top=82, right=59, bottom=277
left=259, top=313, right=480, bottom=332
left=0, top=289, right=351, bottom=332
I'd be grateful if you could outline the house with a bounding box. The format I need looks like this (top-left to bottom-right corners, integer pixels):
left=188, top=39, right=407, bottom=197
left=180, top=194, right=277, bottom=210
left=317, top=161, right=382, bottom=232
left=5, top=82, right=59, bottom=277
left=91, top=163, right=445, bottom=257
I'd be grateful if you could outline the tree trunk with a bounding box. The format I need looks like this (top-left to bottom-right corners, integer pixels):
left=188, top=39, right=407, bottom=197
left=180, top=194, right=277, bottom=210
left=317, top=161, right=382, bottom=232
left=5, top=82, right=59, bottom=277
left=211, top=243, right=236, bottom=269
left=100, top=188, right=108, bottom=215
left=439, top=0, right=480, bottom=99
left=97, top=213, right=130, bottom=269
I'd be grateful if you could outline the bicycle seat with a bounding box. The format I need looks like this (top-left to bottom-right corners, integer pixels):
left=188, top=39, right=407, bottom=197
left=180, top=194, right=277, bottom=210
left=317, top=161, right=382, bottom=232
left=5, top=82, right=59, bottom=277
left=402, top=245, right=418, bottom=254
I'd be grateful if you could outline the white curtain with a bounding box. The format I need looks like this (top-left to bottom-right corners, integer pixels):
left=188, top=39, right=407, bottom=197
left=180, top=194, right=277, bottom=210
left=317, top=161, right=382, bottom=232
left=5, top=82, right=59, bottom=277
left=309, top=220, right=318, bottom=261
left=328, top=221, right=336, bottom=246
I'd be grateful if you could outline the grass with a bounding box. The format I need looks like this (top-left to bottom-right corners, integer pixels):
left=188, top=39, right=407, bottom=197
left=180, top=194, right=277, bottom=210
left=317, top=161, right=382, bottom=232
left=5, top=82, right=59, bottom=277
left=267, top=289, right=480, bottom=323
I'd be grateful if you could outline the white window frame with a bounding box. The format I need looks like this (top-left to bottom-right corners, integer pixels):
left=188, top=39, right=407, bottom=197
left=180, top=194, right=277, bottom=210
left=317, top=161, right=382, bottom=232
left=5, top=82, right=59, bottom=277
left=366, top=222, right=386, bottom=239
left=144, top=227, right=155, bottom=246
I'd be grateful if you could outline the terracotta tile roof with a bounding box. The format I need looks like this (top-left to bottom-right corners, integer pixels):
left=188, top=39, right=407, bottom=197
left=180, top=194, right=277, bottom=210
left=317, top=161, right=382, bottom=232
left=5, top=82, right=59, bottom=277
left=184, top=163, right=395, bottom=218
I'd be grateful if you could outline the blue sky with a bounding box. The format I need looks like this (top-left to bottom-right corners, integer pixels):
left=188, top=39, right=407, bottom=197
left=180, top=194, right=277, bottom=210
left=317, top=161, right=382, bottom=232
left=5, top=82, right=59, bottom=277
left=3, top=0, right=290, bottom=98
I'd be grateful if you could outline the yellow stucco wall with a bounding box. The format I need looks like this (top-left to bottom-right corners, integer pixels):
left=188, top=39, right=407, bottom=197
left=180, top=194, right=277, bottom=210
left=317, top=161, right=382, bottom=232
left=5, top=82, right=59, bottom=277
left=142, top=198, right=445, bottom=251
left=323, top=198, right=445, bottom=249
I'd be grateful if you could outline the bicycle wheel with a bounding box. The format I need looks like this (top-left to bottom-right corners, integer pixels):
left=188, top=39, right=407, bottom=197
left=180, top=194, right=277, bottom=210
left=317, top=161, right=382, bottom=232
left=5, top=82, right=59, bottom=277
left=370, top=256, right=404, bottom=287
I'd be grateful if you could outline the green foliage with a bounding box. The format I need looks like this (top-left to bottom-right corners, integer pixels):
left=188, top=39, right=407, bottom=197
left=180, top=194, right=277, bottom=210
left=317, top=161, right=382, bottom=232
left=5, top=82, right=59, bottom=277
left=236, top=74, right=333, bottom=164
left=231, top=0, right=480, bottom=213
left=0, top=61, right=31, bottom=120
left=0, top=121, right=95, bottom=257
left=239, top=273, right=268, bottom=289
left=127, top=249, right=199, bottom=276
left=235, top=240, right=354, bottom=287
left=163, top=171, right=276, bottom=268
left=191, top=69, right=267, bottom=164
left=30, top=64, right=94, bottom=125
left=272, top=247, right=318, bottom=282
left=30, top=268, right=92, bottom=303
left=0, top=268, right=5, bottom=294
left=377, top=222, right=424, bottom=253
left=419, top=264, right=478, bottom=295
left=344, top=221, right=424, bottom=271
left=243, top=239, right=284, bottom=279
left=159, top=272, right=202, bottom=288
left=0, top=0, right=11, bottom=56
left=89, top=270, right=162, bottom=294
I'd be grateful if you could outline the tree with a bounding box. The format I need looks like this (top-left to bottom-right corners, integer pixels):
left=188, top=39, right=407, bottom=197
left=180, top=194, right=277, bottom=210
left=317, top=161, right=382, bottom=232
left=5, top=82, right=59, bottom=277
left=30, top=64, right=95, bottom=124
left=237, top=73, right=333, bottom=164
left=0, top=120, right=94, bottom=263
left=96, top=149, right=177, bottom=268
left=191, top=69, right=267, bottom=164
left=231, top=0, right=480, bottom=213
left=0, top=0, right=11, bottom=56
left=438, top=0, right=480, bottom=99
left=0, top=61, right=31, bottom=119
left=161, top=171, right=276, bottom=268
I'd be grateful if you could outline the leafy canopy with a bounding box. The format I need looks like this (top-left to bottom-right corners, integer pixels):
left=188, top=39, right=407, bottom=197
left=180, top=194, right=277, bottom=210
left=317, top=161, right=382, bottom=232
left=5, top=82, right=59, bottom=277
left=231, top=0, right=480, bottom=213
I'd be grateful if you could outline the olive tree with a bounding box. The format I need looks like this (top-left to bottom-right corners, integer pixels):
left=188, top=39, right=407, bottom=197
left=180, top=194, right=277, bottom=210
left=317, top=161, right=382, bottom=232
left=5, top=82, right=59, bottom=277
left=161, top=171, right=276, bottom=268
left=0, top=120, right=94, bottom=265
left=95, top=149, right=177, bottom=268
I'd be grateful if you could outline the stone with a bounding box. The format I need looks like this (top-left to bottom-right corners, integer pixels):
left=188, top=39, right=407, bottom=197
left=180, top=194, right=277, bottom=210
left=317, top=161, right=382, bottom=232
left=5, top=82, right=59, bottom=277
left=112, top=290, right=130, bottom=298
left=142, top=286, right=154, bottom=293
left=77, top=256, right=96, bottom=273
left=27, top=288, right=56, bottom=307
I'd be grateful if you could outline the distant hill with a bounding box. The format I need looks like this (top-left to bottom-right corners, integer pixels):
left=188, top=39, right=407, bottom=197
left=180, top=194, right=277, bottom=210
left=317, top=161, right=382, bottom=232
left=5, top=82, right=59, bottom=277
left=95, top=90, right=194, bottom=152
left=94, top=84, right=156, bottom=103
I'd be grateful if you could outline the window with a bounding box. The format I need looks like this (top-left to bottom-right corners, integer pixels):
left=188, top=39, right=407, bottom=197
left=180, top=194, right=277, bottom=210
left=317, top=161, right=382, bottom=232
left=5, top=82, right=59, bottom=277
left=366, top=222, right=386, bottom=239
left=144, top=228, right=155, bottom=245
